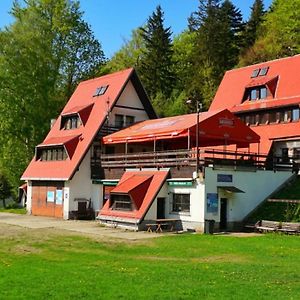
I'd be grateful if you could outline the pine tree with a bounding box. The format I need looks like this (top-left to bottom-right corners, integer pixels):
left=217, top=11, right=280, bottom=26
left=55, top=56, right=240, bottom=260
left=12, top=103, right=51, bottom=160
left=188, top=0, right=243, bottom=108
left=139, top=5, right=174, bottom=100
left=243, top=0, right=265, bottom=49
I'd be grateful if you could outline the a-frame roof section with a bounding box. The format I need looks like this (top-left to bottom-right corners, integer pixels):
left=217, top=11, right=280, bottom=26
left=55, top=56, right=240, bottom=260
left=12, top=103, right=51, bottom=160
left=99, top=170, right=169, bottom=223
left=210, top=54, right=300, bottom=112
left=22, top=68, right=156, bottom=180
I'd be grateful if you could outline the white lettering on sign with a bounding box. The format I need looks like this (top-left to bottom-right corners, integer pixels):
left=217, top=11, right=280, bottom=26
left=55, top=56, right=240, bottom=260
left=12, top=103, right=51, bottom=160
left=219, top=118, right=234, bottom=127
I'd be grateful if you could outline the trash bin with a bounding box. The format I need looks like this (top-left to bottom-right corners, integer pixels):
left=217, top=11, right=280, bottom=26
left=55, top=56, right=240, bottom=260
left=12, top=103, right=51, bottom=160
left=204, top=219, right=215, bottom=234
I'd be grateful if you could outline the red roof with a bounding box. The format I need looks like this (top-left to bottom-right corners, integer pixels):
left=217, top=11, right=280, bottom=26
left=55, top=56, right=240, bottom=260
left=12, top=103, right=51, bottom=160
left=210, top=55, right=300, bottom=112
left=99, top=170, right=169, bottom=223
left=22, top=68, right=156, bottom=180
left=103, top=109, right=260, bottom=148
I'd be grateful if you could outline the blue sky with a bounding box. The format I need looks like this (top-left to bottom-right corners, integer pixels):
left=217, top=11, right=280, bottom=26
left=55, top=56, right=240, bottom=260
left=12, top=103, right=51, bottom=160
left=0, top=0, right=272, bottom=58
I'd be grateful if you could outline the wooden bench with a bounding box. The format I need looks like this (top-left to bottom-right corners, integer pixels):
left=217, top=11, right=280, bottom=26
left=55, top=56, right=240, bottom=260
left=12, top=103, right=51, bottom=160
left=255, top=220, right=300, bottom=235
left=278, top=222, right=300, bottom=235
left=146, top=219, right=178, bottom=233
left=255, top=220, right=279, bottom=233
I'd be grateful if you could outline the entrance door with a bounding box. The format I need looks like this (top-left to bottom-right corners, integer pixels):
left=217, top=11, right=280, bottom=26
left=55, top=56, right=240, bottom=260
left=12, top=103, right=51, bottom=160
left=157, top=198, right=165, bottom=219
left=220, top=198, right=228, bottom=230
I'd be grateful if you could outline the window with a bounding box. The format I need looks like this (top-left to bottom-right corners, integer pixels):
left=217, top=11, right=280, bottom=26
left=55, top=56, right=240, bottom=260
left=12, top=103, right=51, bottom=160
left=292, top=108, right=300, bottom=121
left=250, top=89, right=257, bottom=100
left=251, top=69, right=260, bottom=78
left=260, top=87, right=267, bottom=99
left=282, top=110, right=291, bottom=122
left=259, top=67, right=269, bottom=76
left=260, top=112, right=269, bottom=124
left=249, top=86, right=268, bottom=101
left=111, top=194, right=132, bottom=211
left=293, top=148, right=300, bottom=159
left=115, top=114, right=124, bottom=128
left=281, top=148, right=289, bottom=163
left=93, top=85, right=108, bottom=97
left=62, top=115, right=81, bottom=130
left=172, top=193, right=190, bottom=213
left=125, top=115, right=135, bottom=127
left=39, top=147, right=67, bottom=161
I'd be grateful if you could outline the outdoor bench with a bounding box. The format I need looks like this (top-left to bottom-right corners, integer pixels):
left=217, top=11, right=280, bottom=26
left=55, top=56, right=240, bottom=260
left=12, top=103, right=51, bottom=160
left=255, top=220, right=279, bottom=232
left=255, top=220, right=300, bottom=235
left=277, top=222, right=300, bottom=235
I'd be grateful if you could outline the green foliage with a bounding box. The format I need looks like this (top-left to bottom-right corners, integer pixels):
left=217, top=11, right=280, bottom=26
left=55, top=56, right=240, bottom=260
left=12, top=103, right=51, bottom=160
left=242, top=0, right=265, bottom=50
left=0, top=0, right=105, bottom=188
left=0, top=172, right=12, bottom=208
left=139, top=5, right=175, bottom=100
left=247, top=177, right=300, bottom=222
left=0, top=230, right=299, bottom=299
left=188, top=0, right=244, bottom=109
left=105, top=28, right=145, bottom=73
left=239, top=0, right=300, bottom=66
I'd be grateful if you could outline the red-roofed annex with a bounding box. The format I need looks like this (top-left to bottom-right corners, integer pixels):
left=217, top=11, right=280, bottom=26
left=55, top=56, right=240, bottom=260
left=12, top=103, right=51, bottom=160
left=210, top=54, right=300, bottom=161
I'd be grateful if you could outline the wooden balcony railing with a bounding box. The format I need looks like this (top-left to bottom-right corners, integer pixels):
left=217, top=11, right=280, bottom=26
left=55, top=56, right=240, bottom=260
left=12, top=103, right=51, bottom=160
left=100, top=148, right=298, bottom=172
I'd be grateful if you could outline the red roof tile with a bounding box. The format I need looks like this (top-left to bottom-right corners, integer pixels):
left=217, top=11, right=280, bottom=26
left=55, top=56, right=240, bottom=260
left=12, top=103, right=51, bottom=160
left=103, top=109, right=260, bottom=147
left=22, top=68, right=155, bottom=180
left=99, top=170, right=169, bottom=223
left=210, top=55, right=300, bottom=112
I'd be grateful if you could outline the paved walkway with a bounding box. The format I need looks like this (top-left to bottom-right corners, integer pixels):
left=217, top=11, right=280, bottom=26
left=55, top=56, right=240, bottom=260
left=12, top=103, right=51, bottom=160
left=0, top=212, right=160, bottom=240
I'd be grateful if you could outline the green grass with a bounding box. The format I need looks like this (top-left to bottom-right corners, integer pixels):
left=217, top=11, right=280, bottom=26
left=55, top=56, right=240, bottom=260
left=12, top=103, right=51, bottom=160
left=0, top=207, right=26, bottom=214
left=247, top=177, right=300, bottom=223
left=0, top=230, right=299, bottom=299
left=273, top=177, right=300, bottom=200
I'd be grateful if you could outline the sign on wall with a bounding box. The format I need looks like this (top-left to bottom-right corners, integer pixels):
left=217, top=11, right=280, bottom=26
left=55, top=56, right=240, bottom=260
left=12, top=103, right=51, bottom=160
left=56, top=189, right=63, bottom=205
left=207, top=193, right=218, bottom=213
left=168, top=181, right=193, bottom=186
left=47, top=191, right=55, bottom=203
left=217, top=174, right=233, bottom=183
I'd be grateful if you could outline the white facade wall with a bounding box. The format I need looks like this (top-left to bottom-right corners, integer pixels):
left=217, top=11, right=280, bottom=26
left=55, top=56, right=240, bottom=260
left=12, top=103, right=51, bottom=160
left=64, top=151, right=92, bottom=218
left=204, top=167, right=294, bottom=223
left=144, top=183, right=168, bottom=220
left=26, top=180, right=32, bottom=214
left=109, top=81, right=149, bottom=126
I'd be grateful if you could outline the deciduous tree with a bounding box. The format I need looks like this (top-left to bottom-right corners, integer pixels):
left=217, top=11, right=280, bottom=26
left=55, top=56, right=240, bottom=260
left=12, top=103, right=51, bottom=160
left=0, top=0, right=105, bottom=188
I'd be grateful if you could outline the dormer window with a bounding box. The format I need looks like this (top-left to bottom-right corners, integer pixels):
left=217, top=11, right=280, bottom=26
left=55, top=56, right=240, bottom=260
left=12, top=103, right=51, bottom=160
left=38, top=147, right=68, bottom=161
left=249, top=86, right=268, bottom=100
left=61, top=115, right=81, bottom=130
left=93, top=85, right=108, bottom=97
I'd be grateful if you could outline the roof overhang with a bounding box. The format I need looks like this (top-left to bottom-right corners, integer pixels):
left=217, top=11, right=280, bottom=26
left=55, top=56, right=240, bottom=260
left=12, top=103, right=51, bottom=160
left=217, top=186, right=245, bottom=193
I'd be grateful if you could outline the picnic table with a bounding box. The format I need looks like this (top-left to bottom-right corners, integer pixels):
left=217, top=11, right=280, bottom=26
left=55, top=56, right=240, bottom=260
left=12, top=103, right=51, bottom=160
left=146, top=219, right=178, bottom=233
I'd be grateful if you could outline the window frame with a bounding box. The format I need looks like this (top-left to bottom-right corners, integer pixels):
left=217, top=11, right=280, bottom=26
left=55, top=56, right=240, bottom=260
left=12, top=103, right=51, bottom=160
left=110, top=194, right=133, bottom=211
left=172, top=193, right=190, bottom=213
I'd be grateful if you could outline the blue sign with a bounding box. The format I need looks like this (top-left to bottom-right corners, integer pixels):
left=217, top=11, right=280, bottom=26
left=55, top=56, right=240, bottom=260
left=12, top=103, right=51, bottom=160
left=217, top=174, right=232, bottom=183
left=56, top=189, right=63, bottom=205
left=47, top=191, right=55, bottom=203
left=207, top=193, right=218, bottom=213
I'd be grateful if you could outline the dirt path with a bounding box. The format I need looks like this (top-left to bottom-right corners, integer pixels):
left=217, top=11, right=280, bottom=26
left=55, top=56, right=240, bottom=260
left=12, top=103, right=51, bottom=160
left=0, top=212, right=160, bottom=241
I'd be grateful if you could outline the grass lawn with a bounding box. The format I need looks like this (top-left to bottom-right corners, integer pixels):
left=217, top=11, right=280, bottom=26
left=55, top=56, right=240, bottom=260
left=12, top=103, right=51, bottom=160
left=0, top=208, right=26, bottom=214
left=0, top=227, right=299, bottom=300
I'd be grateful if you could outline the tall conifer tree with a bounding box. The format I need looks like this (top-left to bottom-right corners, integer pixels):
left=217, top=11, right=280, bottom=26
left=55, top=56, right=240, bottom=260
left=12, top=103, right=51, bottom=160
left=243, top=0, right=265, bottom=49
left=140, top=5, right=174, bottom=100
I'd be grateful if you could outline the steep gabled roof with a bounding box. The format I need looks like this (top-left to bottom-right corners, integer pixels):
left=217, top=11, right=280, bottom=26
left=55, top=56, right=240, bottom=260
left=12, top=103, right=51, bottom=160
left=99, top=170, right=169, bottom=223
left=210, top=54, right=300, bottom=112
left=22, top=68, right=156, bottom=180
